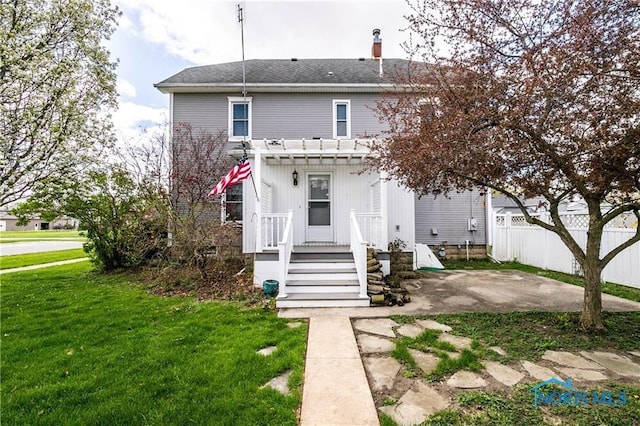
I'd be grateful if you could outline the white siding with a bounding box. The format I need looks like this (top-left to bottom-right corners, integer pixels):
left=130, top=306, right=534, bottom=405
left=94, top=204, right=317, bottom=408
left=387, top=181, right=415, bottom=249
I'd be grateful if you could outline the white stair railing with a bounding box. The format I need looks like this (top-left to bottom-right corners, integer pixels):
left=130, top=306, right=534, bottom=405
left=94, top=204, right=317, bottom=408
left=261, top=213, right=289, bottom=250
left=277, top=210, right=294, bottom=298
left=350, top=210, right=368, bottom=299
left=355, top=213, right=384, bottom=249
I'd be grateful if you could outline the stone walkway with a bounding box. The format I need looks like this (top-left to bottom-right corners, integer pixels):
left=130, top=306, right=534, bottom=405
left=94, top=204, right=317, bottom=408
left=355, top=318, right=640, bottom=426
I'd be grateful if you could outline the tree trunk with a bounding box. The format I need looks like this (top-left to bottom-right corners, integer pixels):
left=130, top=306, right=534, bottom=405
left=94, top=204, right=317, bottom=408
left=580, top=258, right=605, bottom=331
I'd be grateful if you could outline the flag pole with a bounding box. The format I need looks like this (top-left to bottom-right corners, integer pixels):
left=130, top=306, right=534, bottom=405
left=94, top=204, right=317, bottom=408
left=237, top=3, right=259, bottom=202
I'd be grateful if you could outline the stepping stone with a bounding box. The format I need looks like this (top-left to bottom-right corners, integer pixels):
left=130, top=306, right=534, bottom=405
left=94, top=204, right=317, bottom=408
left=489, top=346, right=507, bottom=356
left=521, top=361, right=557, bottom=381
left=446, top=371, right=487, bottom=388
left=396, top=324, right=424, bottom=338
left=260, top=370, right=291, bottom=395
left=408, top=349, right=439, bottom=374
left=357, top=334, right=395, bottom=354
left=629, top=351, right=640, bottom=358
left=415, top=319, right=452, bottom=333
left=257, top=346, right=277, bottom=356
left=287, top=322, right=303, bottom=328
left=580, top=351, right=640, bottom=377
left=485, top=361, right=525, bottom=386
left=542, top=351, right=604, bottom=370
left=353, top=318, right=398, bottom=338
left=378, top=381, right=449, bottom=426
left=363, top=356, right=401, bottom=391
left=556, top=367, right=608, bottom=381
left=438, top=334, right=473, bottom=351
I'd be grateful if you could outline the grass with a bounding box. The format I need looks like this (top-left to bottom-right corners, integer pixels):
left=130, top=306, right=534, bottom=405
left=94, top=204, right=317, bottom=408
left=384, top=312, right=640, bottom=425
left=1, top=262, right=307, bottom=425
left=0, top=230, right=85, bottom=243
left=0, top=249, right=87, bottom=270
left=441, top=259, right=640, bottom=302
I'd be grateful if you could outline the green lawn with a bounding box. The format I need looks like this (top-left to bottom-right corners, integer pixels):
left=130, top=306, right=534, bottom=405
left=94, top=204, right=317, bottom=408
left=0, top=249, right=87, bottom=270
left=0, top=230, right=85, bottom=243
left=1, top=263, right=307, bottom=425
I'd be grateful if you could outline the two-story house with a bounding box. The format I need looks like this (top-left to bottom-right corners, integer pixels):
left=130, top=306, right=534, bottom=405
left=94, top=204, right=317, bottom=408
left=155, top=31, right=488, bottom=308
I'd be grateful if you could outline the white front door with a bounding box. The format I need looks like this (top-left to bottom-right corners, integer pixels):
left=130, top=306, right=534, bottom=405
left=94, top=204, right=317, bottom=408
left=306, top=174, right=334, bottom=242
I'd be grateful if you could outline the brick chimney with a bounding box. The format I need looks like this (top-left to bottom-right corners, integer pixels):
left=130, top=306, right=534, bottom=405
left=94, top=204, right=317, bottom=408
left=372, top=28, right=382, bottom=60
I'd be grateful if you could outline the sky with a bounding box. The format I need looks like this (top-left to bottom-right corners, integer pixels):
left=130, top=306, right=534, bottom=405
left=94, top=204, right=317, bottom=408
left=107, top=0, right=415, bottom=143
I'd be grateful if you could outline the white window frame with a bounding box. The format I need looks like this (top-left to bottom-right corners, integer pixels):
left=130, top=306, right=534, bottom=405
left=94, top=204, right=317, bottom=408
left=221, top=183, right=243, bottom=223
left=333, top=99, right=351, bottom=139
left=228, top=96, right=253, bottom=141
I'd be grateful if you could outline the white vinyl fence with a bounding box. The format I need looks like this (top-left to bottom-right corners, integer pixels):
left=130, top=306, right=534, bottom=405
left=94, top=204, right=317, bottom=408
left=493, top=212, right=639, bottom=288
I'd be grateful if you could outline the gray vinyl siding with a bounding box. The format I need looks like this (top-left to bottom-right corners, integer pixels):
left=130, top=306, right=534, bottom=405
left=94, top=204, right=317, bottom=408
left=415, top=189, right=487, bottom=246
left=173, top=93, right=229, bottom=134
left=172, top=92, right=387, bottom=140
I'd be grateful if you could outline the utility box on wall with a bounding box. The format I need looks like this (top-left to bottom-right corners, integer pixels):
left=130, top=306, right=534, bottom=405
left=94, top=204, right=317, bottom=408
left=468, top=217, right=478, bottom=231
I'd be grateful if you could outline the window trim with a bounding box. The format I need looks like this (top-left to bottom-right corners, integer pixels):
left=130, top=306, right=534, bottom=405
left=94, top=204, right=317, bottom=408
left=332, top=99, right=351, bottom=139
left=221, top=183, right=243, bottom=223
left=228, top=96, right=253, bottom=141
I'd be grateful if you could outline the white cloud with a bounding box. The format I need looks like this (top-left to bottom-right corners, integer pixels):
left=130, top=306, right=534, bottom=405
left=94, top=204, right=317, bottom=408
left=114, top=0, right=411, bottom=65
left=117, top=78, right=137, bottom=98
left=112, top=101, right=168, bottom=144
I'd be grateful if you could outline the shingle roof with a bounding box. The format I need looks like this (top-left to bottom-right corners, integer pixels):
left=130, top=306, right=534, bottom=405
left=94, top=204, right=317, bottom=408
left=155, top=58, right=416, bottom=91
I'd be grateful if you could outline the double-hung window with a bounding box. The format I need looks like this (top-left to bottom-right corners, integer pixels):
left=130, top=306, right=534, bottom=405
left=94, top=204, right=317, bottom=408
left=223, top=184, right=243, bottom=222
left=333, top=100, right=351, bottom=139
left=228, top=97, right=252, bottom=140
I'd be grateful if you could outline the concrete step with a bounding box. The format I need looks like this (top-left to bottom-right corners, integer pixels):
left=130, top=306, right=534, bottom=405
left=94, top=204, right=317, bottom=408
left=276, top=292, right=370, bottom=308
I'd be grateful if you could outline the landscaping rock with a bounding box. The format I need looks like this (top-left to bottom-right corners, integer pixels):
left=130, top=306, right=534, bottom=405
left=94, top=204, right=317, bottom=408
left=286, top=322, right=302, bottom=329
left=580, top=351, right=640, bottom=377
left=257, top=346, right=277, bottom=356
left=484, top=361, right=525, bottom=386
left=489, top=346, right=507, bottom=356
left=261, top=370, right=291, bottom=395
left=408, top=349, right=439, bottom=374
left=446, top=371, right=487, bottom=388
left=378, top=381, right=449, bottom=426
left=556, top=367, right=608, bottom=381
left=629, top=351, right=640, bottom=358
left=363, top=356, right=401, bottom=391
left=353, top=318, right=398, bottom=338
left=521, top=361, right=557, bottom=381
left=357, top=334, right=395, bottom=354
left=396, top=324, right=424, bottom=338
left=415, top=319, right=452, bottom=333
left=542, top=351, right=605, bottom=370
left=438, top=334, right=473, bottom=351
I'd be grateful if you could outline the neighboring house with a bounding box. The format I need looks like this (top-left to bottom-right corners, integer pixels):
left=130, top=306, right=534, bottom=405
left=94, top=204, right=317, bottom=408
left=155, top=30, right=488, bottom=308
left=0, top=211, right=77, bottom=232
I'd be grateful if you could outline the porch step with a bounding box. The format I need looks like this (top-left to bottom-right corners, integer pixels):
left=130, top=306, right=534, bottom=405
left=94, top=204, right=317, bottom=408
left=290, top=252, right=354, bottom=262
left=287, top=272, right=358, bottom=281
left=287, top=280, right=360, bottom=293
left=276, top=292, right=370, bottom=308
left=288, top=262, right=356, bottom=273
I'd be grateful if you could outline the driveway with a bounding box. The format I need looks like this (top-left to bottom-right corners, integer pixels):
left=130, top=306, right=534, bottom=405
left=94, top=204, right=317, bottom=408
left=0, top=241, right=84, bottom=256
left=279, top=269, right=640, bottom=318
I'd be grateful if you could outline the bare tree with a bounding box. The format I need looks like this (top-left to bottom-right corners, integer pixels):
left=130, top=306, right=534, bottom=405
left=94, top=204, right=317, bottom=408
left=374, top=0, right=640, bottom=330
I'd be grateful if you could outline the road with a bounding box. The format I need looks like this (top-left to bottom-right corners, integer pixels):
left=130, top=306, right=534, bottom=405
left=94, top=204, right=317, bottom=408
left=0, top=241, right=84, bottom=256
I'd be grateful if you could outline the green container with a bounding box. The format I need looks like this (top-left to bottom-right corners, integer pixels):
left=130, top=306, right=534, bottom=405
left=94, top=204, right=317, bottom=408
left=262, top=280, right=279, bottom=298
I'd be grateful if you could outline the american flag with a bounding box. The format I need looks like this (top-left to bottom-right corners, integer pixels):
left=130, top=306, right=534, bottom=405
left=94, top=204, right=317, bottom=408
left=208, top=158, right=251, bottom=196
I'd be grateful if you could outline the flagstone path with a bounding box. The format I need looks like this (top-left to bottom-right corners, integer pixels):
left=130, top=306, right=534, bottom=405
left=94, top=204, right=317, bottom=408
left=354, top=318, right=640, bottom=426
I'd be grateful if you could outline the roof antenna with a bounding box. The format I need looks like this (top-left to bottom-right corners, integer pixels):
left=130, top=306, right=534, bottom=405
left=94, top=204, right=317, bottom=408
left=237, top=3, right=259, bottom=201
left=237, top=4, right=247, bottom=98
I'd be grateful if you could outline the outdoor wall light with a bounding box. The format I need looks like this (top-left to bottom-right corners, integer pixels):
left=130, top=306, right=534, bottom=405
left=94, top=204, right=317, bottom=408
left=292, top=169, right=298, bottom=186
